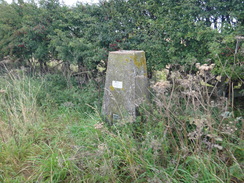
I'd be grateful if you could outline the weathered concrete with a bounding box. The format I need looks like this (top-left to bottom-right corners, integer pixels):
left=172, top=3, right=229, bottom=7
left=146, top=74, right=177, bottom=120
left=102, top=50, right=149, bottom=123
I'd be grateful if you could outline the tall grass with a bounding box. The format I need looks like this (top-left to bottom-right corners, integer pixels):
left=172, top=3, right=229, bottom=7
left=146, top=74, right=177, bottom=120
left=0, top=71, right=84, bottom=182
left=0, top=69, right=243, bottom=182
left=0, top=71, right=42, bottom=146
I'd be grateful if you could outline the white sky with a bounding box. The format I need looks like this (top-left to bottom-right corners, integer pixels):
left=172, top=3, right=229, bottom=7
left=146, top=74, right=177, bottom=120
left=5, top=0, right=100, bottom=6
left=62, top=0, right=99, bottom=6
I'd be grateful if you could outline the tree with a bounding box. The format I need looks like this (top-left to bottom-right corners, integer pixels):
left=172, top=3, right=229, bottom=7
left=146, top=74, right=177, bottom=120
left=49, top=3, right=106, bottom=79
left=0, top=0, right=22, bottom=60
left=0, top=0, right=243, bottom=80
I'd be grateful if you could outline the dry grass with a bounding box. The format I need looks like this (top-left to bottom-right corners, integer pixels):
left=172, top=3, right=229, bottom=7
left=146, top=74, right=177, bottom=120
left=0, top=68, right=243, bottom=182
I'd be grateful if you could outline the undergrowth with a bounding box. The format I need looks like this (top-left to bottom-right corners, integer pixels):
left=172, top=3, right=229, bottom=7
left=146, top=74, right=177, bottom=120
left=0, top=70, right=243, bottom=182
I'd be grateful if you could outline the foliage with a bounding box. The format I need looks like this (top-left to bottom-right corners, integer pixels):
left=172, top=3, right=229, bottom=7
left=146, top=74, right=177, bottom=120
left=0, top=64, right=243, bottom=182
left=0, top=1, right=22, bottom=59
left=0, top=0, right=243, bottom=182
left=0, top=0, right=243, bottom=78
left=32, top=73, right=102, bottom=112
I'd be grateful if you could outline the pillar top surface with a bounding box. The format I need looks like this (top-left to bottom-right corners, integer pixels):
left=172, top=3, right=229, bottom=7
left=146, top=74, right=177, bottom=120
left=110, top=50, right=144, bottom=54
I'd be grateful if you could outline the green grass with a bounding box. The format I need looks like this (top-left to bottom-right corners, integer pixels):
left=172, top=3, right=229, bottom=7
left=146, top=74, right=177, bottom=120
left=0, top=71, right=243, bottom=182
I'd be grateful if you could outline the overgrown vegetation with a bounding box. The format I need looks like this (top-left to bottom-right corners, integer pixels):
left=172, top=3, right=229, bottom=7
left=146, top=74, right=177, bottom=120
left=0, top=64, right=243, bottom=182
left=0, top=0, right=243, bottom=182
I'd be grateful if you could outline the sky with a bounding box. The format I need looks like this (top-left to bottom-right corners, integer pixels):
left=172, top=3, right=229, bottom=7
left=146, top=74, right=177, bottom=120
left=5, top=0, right=100, bottom=6
left=61, top=0, right=99, bottom=6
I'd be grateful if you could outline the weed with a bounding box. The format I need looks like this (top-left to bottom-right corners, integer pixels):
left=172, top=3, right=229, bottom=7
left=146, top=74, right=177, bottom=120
left=0, top=68, right=243, bottom=182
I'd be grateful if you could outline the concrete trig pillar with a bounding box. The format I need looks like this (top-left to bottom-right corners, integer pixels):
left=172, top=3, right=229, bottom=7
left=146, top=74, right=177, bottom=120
left=102, top=50, right=149, bottom=123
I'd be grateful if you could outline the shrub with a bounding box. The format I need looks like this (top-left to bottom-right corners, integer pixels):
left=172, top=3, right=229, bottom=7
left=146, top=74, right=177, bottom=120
left=36, top=74, right=103, bottom=113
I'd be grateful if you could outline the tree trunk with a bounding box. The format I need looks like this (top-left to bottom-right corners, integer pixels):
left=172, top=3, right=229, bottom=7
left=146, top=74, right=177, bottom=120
left=78, top=58, right=89, bottom=84
left=62, top=61, right=70, bottom=77
left=62, top=61, right=72, bottom=88
left=39, top=59, right=44, bottom=74
left=39, top=59, right=48, bottom=74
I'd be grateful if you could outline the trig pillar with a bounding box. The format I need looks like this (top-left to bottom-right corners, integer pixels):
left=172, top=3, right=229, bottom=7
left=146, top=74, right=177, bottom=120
left=102, top=50, right=149, bottom=123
